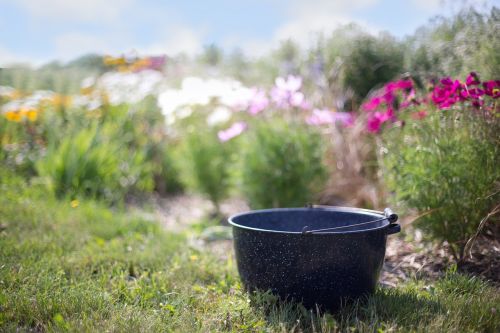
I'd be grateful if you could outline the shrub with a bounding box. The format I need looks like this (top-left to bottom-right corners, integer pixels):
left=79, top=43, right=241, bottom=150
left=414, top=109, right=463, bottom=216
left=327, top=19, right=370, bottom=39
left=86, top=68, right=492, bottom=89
left=371, top=74, right=500, bottom=260
left=240, top=120, right=327, bottom=209
left=382, top=110, right=499, bottom=260
left=341, top=33, right=404, bottom=104
left=36, top=124, right=153, bottom=202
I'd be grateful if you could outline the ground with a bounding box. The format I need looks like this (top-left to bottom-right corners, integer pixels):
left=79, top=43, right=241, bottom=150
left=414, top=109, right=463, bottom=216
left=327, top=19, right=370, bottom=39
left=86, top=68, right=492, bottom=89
left=1, top=180, right=499, bottom=332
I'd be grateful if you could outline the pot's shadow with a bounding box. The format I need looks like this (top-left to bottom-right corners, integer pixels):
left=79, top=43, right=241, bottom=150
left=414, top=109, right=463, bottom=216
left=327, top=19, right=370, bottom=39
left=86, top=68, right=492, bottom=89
left=246, top=287, right=444, bottom=331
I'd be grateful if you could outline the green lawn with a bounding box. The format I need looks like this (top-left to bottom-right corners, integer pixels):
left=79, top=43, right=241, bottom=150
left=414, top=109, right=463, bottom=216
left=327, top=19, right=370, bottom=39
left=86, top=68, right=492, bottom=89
left=1, top=173, right=499, bottom=332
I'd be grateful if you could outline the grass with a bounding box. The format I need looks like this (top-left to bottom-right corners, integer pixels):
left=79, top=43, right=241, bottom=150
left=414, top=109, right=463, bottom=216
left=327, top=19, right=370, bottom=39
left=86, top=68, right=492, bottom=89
left=1, top=172, right=499, bottom=332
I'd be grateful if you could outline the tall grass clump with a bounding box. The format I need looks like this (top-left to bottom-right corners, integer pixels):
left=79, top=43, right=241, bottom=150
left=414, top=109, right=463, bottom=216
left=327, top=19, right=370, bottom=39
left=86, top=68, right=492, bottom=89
left=36, top=124, right=153, bottom=202
left=240, top=120, right=326, bottom=209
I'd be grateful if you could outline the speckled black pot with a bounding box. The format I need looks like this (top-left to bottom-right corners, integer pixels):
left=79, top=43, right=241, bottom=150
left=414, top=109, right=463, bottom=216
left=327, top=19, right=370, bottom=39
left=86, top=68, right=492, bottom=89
left=228, top=206, right=400, bottom=311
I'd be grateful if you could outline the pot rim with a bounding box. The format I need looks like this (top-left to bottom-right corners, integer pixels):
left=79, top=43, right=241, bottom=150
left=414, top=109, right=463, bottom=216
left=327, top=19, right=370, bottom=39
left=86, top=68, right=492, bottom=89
left=228, top=206, right=390, bottom=235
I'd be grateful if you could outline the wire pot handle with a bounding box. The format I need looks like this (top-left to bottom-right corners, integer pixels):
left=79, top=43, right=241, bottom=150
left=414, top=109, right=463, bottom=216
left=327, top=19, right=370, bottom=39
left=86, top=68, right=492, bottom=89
left=301, top=205, right=398, bottom=234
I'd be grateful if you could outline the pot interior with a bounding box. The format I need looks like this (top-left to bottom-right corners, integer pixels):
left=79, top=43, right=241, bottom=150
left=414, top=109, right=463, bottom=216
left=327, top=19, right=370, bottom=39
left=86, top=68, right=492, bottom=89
left=229, top=207, right=389, bottom=233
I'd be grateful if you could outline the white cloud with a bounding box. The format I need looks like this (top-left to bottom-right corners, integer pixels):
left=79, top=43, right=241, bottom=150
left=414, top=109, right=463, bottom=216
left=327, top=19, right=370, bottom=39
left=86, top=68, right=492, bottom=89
left=276, top=0, right=380, bottom=44
left=235, top=0, right=381, bottom=57
left=0, top=47, right=36, bottom=67
left=7, top=0, right=135, bottom=22
left=53, top=32, right=115, bottom=61
left=50, top=22, right=204, bottom=62
left=138, top=25, right=204, bottom=56
left=412, top=0, right=447, bottom=11
left=412, top=0, right=491, bottom=13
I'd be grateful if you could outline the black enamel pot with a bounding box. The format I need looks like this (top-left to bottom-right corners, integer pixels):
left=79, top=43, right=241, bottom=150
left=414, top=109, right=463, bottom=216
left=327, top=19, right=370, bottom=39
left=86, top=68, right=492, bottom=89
left=228, top=206, right=400, bottom=311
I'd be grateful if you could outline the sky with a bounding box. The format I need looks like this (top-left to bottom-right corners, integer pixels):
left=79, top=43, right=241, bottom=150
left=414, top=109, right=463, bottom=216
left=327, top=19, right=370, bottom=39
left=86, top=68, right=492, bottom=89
left=0, top=0, right=496, bottom=66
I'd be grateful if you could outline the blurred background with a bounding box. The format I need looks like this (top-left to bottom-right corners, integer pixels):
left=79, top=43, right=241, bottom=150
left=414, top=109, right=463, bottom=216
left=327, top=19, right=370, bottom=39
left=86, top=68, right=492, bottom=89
left=0, top=0, right=498, bottom=261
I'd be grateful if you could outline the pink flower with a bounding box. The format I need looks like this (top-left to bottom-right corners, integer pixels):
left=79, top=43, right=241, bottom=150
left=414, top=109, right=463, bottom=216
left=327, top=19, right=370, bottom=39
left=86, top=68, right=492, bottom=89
left=150, top=55, right=166, bottom=69
left=401, top=89, right=419, bottom=108
left=411, top=110, right=428, bottom=120
left=271, top=75, right=307, bottom=109
left=248, top=89, right=269, bottom=115
left=270, top=86, right=289, bottom=108
left=217, top=121, right=247, bottom=142
left=299, top=100, right=312, bottom=110
left=290, top=91, right=305, bottom=107
left=275, top=75, right=302, bottom=92
left=306, top=109, right=354, bottom=127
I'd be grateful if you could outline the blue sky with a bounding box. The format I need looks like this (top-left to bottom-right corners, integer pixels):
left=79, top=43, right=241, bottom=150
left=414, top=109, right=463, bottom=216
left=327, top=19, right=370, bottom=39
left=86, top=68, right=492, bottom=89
left=0, top=0, right=496, bottom=66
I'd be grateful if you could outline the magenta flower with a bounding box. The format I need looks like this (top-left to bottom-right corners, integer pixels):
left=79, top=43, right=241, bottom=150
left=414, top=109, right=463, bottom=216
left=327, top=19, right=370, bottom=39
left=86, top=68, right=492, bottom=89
left=472, top=100, right=484, bottom=108
left=440, top=77, right=453, bottom=86
left=366, top=116, right=382, bottom=133
left=365, top=109, right=394, bottom=133
left=431, top=86, right=451, bottom=105
left=385, top=80, right=413, bottom=93
left=483, top=80, right=500, bottom=98
left=466, top=72, right=480, bottom=86
left=362, top=96, right=382, bottom=111
left=217, top=121, right=247, bottom=142
left=468, top=88, right=484, bottom=99
left=306, top=109, right=354, bottom=127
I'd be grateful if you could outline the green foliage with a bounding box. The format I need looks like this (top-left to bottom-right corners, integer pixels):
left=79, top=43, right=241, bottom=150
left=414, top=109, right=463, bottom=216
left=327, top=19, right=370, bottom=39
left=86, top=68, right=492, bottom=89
left=36, top=124, right=153, bottom=202
left=154, top=143, right=184, bottom=195
left=240, top=120, right=327, bottom=209
left=406, top=7, right=500, bottom=80
left=181, top=128, right=233, bottom=210
left=104, top=98, right=185, bottom=195
left=299, top=24, right=406, bottom=108
left=341, top=33, right=405, bottom=103
left=382, top=109, right=499, bottom=260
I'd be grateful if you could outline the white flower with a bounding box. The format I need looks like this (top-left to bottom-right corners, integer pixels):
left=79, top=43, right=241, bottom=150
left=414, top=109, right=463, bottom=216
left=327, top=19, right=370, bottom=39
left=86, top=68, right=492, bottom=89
left=207, top=106, right=232, bottom=126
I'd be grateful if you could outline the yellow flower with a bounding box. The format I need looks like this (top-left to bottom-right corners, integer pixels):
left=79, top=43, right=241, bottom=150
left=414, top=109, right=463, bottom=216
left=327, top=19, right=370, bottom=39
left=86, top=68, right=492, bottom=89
left=7, top=90, right=22, bottom=100
left=117, top=65, right=130, bottom=72
left=20, top=107, right=38, bottom=122
left=103, top=55, right=127, bottom=66
left=189, top=255, right=198, bottom=261
left=129, top=58, right=151, bottom=72
left=100, top=92, right=110, bottom=105
left=4, top=110, right=21, bottom=122
left=51, top=95, right=72, bottom=108
left=70, top=200, right=79, bottom=208
left=27, top=109, right=38, bottom=121
left=80, top=86, right=93, bottom=95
